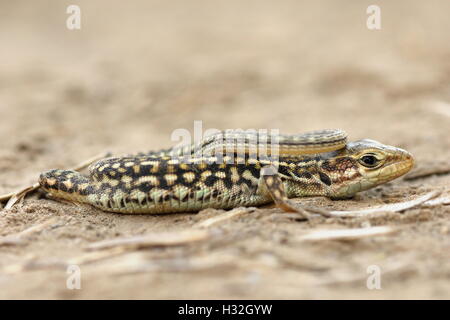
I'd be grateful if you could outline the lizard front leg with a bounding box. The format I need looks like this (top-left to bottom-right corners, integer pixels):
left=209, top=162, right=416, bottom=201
left=259, top=166, right=331, bottom=219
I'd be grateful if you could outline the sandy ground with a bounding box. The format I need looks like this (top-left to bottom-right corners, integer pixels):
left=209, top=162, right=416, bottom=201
left=0, top=0, right=449, bottom=299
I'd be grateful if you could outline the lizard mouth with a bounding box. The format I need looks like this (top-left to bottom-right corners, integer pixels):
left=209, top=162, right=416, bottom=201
left=377, top=150, right=414, bottom=182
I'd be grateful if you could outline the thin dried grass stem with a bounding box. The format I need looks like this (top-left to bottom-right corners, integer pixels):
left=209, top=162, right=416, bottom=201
left=326, top=191, right=440, bottom=218
left=298, top=226, right=396, bottom=241
left=86, top=229, right=214, bottom=251
left=194, top=207, right=255, bottom=228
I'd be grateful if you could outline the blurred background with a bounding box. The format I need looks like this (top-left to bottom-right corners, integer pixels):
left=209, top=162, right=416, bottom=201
left=0, top=0, right=449, bottom=299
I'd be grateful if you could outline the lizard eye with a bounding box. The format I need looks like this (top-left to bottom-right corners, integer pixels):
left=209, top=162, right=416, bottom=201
left=359, top=155, right=379, bottom=167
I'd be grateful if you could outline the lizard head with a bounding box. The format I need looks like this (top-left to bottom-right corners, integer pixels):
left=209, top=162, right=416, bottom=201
left=321, top=139, right=414, bottom=199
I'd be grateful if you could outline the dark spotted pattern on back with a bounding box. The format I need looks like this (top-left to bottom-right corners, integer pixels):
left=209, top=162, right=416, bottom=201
left=319, top=172, right=332, bottom=186
left=39, top=152, right=339, bottom=212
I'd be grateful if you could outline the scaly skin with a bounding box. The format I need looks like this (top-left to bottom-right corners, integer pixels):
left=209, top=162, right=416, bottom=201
left=38, top=131, right=414, bottom=214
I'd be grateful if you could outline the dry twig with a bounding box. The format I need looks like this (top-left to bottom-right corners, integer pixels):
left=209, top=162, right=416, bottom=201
left=0, top=218, right=58, bottom=246
left=325, top=191, right=439, bottom=218
left=298, top=226, right=396, bottom=242
left=405, top=161, right=450, bottom=180
left=194, top=207, right=255, bottom=228
left=86, top=229, right=215, bottom=251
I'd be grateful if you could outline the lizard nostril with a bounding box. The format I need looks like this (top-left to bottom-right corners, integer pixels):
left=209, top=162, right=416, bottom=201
left=398, top=151, right=414, bottom=173
left=405, top=151, right=414, bottom=164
